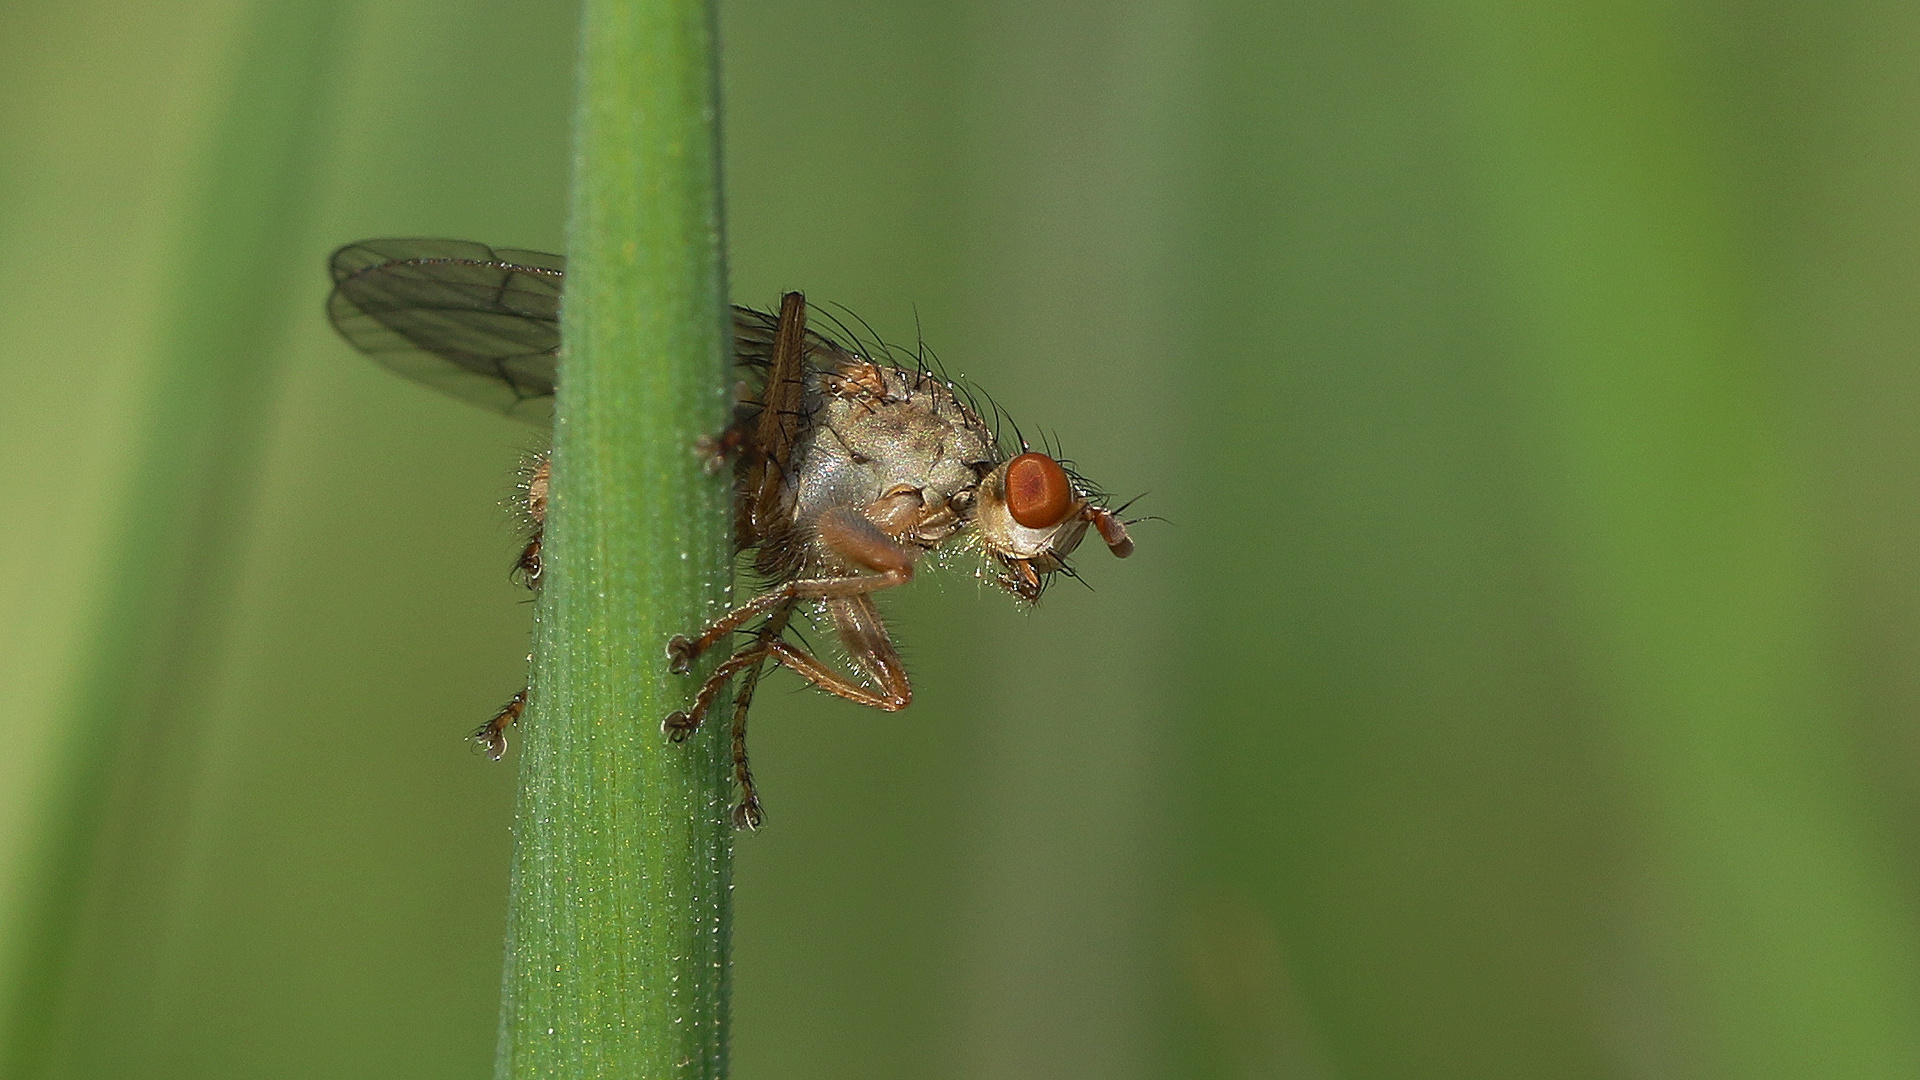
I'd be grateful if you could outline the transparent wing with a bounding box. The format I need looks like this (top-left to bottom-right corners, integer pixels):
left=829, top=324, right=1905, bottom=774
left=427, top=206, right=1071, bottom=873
left=731, top=296, right=863, bottom=482
left=730, top=303, right=857, bottom=374
left=328, top=238, right=564, bottom=425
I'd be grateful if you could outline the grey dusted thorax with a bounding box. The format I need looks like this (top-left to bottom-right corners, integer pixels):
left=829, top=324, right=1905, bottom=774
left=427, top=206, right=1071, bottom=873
left=786, top=363, right=998, bottom=564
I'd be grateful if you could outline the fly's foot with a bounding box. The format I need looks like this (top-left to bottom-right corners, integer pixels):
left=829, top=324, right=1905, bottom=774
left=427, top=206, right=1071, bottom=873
left=663, top=709, right=700, bottom=742
left=475, top=688, right=528, bottom=760
left=472, top=724, right=509, bottom=760
left=730, top=739, right=763, bottom=831
left=666, top=635, right=696, bottom=675
left=664, top=646, right=760, bottom=740
left=512, top=534, right=542, bottom=589
left=695, top=420, right=749, bottom=475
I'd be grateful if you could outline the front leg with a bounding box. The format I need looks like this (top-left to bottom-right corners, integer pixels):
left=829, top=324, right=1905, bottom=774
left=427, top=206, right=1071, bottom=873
left=667, top=505, right=918, bottom=672
left=667, top=595, right=912, bottom=741
left=767, top=615, right=911, bottom=710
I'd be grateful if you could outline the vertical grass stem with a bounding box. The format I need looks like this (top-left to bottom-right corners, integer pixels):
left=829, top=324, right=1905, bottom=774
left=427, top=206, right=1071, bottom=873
left=496, top=0, right=734, bottom=1075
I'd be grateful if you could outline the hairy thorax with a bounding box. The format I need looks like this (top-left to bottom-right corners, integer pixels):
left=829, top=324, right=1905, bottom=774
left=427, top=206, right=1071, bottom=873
left=784, top=360, right=997, bottom=575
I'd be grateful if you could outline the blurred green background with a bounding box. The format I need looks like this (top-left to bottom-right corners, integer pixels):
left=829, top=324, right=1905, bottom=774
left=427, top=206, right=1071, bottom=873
left=6, top=0, right=1920, bottom=1077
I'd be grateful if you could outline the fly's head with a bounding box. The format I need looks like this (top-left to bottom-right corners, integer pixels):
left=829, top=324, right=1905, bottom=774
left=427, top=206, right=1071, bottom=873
left=970, top=451, right=1134, bottom=602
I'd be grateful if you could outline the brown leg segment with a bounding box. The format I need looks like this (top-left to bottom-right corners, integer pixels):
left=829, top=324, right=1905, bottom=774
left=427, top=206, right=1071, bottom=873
left=727, top=658, right=769, bottom=829
left=825, top=593, right=907, bottom=689
left=665, top=602, right=795, bottom=828
left=513, top=530, right=543, bottom=588
left=664, top=626, right=907, bottom=827
left=725, top=604, right=792, bottom=829
left=767, top=638, right=912, bottom=711
left=666, top=570, right=909, bottom=672
left=475, top=687, right=528, bottom=760
left=662, top=644, right=772, bottom=741
left=662, top=506, right=921, bottom=827
left=663, top=639, right=779, bottom=829
left=695, top=418, right=751, bottom=475
left=667, top=505, right=917, bottom=672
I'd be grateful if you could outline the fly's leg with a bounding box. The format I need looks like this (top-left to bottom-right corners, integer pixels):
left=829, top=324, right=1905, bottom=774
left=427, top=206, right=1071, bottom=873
left=695, top=420, right=748, bottom=475
left=696, top=374, right=769, bottom=474
left=766, top=591, right=913, bottom=709
left=725, top=605, right=791, bottom=829
left=514, top=451, right=550, bottom=586
left=488, top=452, right=546, bottom=750
left=666, top=598, right=913, bottom=759
left=766, top=636, right=911, bottom=710
left=677, top=600, right=906, bottom=770
left=513, top=531, right=543, bottom=588
left=663, top=641, right=775, bottom=827
left=474, top=687, right=528, bottom=760
left=666, top=604, right=900, bottom=829
left=667, top=589, right=803, bottom=673
left=488, top=533, right=538, bottom=752
left=666, top=608, right=792, bottom=828
left=728, top=658, right=769, bottom=829
left=663, top=644, right=774, bottom=741
left=663, top=509, right=916, bottom=827
left=667, top=506, right=916, bottom=673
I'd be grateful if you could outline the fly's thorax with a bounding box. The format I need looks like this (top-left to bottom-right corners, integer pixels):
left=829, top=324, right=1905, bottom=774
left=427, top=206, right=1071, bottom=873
left=788, top=360, right=997, bottom=557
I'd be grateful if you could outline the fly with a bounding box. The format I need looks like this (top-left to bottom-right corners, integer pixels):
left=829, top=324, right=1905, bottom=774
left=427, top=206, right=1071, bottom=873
left=328, top=238, right=1137, bottom=827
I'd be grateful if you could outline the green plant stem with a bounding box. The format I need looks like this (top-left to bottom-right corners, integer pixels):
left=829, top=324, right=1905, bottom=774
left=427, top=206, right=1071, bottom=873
left=495, top=0, right=734, bottom=1076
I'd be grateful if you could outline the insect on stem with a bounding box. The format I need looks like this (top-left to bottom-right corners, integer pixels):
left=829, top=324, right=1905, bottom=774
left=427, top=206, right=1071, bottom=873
left=327, top=239, right=1141, bottom=823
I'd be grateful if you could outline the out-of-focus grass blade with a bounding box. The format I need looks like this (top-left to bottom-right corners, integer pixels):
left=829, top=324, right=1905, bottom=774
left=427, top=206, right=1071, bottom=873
left=1181, top=3, right=1920, bottom=1078
left=0, top=1, right=345, bottom=1073
left=1428, top=5, right=1920, bottom=1076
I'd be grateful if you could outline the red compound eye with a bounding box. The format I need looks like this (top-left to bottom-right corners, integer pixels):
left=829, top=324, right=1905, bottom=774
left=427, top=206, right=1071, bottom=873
left=1006, top=453, right=1074, bottom=529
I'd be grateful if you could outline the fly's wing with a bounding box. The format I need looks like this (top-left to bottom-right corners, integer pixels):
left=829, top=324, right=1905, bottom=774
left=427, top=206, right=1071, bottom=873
left=751, top=293, right=810, bottom=529
left=732, top=302, right=856, bottom=378
left=731, top=296, right=864, bottom=530
left=328, top=238, right=564, bottom=425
